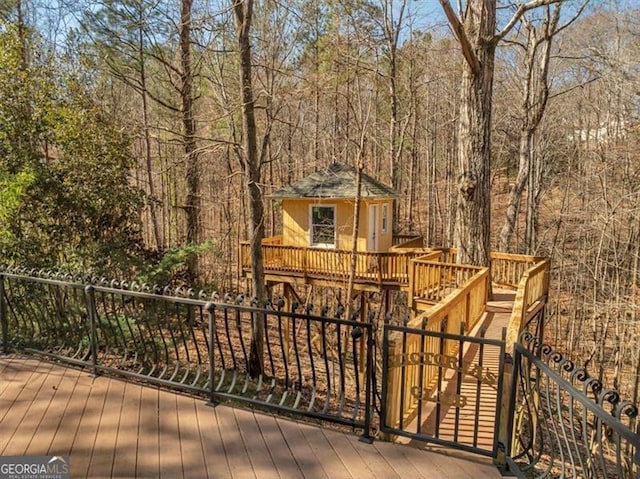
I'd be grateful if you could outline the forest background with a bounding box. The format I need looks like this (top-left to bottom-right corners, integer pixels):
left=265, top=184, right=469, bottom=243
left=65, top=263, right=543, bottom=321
left=0, top=0, right=638, bottom=400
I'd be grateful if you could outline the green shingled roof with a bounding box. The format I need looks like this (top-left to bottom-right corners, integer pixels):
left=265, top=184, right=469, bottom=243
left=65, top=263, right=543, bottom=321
left=269, top=162, right=397, bottom=199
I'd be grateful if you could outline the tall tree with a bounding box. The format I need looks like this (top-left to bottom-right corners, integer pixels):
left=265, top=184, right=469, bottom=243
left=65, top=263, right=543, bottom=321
left=379, top=0, right=408, bottom=230
left=233, top=0, right=266, bottom=377
left=180, top=0, right=200, bottom=280
left=438, top=0, right=564, bottom=266
left=0, top=22, right=145, bottom=274
left=498, top=2, right=588, bottom=253
left=82, top=0, right=166, bottom=251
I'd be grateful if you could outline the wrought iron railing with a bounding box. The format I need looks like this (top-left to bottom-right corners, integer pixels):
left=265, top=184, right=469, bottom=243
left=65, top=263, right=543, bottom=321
left=3, top=267, right=638, bottom=475
left=0, top=269, right=374, bottom=438
left=506, top=331, right=640, bottom=478
left=382, top=321, right=507, bottom=457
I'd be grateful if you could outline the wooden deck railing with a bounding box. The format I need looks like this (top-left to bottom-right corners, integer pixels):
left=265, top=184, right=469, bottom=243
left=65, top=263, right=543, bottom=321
left=383, top=252, right=549, bottom=433
left=490, top=252, right=543, bottom=289
left=243, top=238, right=547, bottom=302
left=505, top=258, right=551, bottom=348
left=408, top=258, right=485, bottom=308
left=384, top=265, right=490, bottom=430
left=240, top=239, right=431, bottom=285
left=391, top=235, right=424, bottom=248
left=414, top=267, right=489, bottom=331
left=261, top=235, right=283, bottom=245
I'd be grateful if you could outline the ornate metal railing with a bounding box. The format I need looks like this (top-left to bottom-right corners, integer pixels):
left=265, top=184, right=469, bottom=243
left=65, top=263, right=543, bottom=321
left=506, top=331, right=640, bottom=478
left=382, top=321, right=507, bottom=457
left=0, top=269, right=374, bottom=437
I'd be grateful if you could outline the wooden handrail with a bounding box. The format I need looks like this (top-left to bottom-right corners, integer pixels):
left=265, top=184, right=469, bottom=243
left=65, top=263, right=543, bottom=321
left=409, top=267, right=489, bottom=332
left=490, top=251, right=544, bottom=289
left=241, top=239, right=440, bottom=284
left=505, top=258, right=551, bottom=350
left=392, top=234, right=424, bottom=248
left=384, top=266, right=490, bottom=429
left=242, top=240, right=548, bottom=300
left=408, top=259, right=484, bottom=307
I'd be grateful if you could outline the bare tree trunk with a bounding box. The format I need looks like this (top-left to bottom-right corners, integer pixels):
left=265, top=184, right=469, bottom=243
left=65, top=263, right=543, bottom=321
left=181, top=0, right=200, bottom=280
left=381, top=0, right=407, bottom=231
left=345, top=161, right=364, bottom=320
left=499, top=6, right=563, bottom=252
left=439, top=0, right=497, bottom=267
left=313, top=0, right=321, bottom=167
left=500, top=131, right=532, bottom=252
left=453, top=59, right=493, bottom=267
left=440, top=0, right=567, bottom=266
left=138, top=21, right=162, bottom=251
left=524, top=139, right=541, bottom=254
left=233, top=0, right=266, bottom=378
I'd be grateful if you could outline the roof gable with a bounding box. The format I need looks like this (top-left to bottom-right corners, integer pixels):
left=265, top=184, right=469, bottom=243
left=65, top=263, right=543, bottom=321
left=269, top=162, right=397, bottom=199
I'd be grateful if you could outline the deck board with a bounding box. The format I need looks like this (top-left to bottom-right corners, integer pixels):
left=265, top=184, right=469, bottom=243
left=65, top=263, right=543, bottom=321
left=405, top=290, right=515, bottom=456
left=320, top=429, right=385, bottom=478
left=0, top=355, right=502, bottom=478
left=111, top=381, right=141, bottom=478
left=274, top=416, right=330, bottom=478
left=300, top=427, right=353, bottom=477
left=24, top=365, right=78, bottom=456
left=67, top=370, right=110, bottom=475
left=0, top=360, right=56, bottom=454
left=215, top=402, right=257, bottom=478
left=158, top=390, right=182, bottom=478
left=233, top=406, right=280, bottom=478
left=135, top=384, right=160, bottom=478
left=253, top=412, right=304, bottom=479
left=195, top=403, right=233, bottom=478
left=87, top=377, right=126, bottom=478
left=46, top=368, right=92, bottom=458
left=176, top=392, right=208, bottom=479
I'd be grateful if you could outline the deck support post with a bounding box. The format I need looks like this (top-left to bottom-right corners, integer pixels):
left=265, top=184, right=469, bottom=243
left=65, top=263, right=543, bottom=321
left=495, top=348, right=515, bottom=471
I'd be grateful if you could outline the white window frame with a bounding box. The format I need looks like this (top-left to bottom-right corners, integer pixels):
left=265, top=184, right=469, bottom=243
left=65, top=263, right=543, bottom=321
left=309, top=204, right=337, bottom=248
left=381, top=203, right=389, bottom=233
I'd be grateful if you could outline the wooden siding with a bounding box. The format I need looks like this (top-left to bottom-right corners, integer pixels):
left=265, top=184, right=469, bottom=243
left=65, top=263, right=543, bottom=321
left=281, top=198, right=393, bottom=252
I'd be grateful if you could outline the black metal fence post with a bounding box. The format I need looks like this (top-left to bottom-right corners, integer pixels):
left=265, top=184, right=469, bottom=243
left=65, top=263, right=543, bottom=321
left=359, top=324, right=375, bottom=444
left=206, top=302, right=216, bottom=407
left=1, top=274, right=7, bottom=354
left=505, top=346, right=520, bottom=462
left=379, top=324, right=389, bottom=435
left=84, top=285, right=99, bottom=377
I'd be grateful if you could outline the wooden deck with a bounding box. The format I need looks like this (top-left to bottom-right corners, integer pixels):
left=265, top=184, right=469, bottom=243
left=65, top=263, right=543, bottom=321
left=402, top=290, right=515, bottom=453
left=0, top=355, right=502, bottom=479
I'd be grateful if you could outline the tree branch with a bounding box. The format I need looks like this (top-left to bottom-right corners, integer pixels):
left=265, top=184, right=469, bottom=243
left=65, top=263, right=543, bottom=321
left=438, top=0, right=480, bottom=74
left=494, top=0, right=565, bottom=43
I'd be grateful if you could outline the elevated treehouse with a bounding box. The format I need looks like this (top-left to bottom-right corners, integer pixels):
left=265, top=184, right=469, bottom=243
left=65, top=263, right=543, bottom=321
left=240, top=162, right=547, bottom=331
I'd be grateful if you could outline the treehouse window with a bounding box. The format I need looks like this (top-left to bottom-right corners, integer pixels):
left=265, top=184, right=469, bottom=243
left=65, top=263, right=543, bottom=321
left=310, top=205, right=336, bottom=247
left=382, top=204, right=389, bottom=233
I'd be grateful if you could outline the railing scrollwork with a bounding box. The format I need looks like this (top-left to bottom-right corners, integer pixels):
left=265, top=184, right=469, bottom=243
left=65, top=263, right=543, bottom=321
left=507, top=329, right=640, bottom=478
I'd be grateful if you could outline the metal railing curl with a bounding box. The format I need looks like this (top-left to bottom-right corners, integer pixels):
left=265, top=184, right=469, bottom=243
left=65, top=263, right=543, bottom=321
left=0, top=269, right=374, bottom=439
left=507, top=328, right=640, bottom=478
